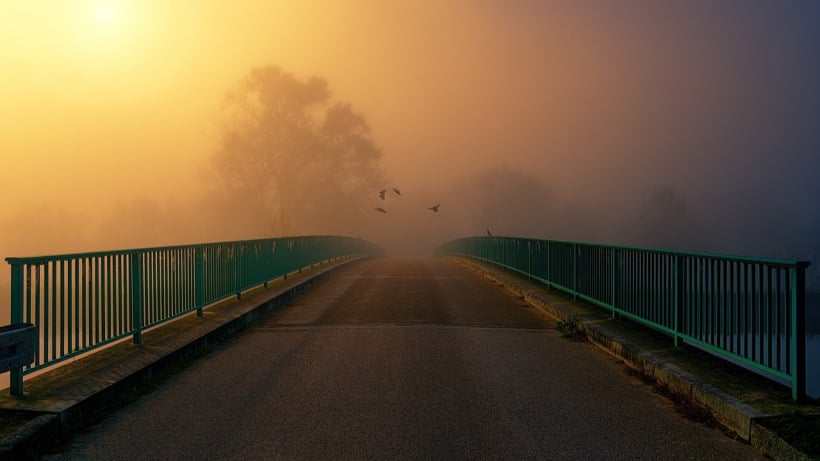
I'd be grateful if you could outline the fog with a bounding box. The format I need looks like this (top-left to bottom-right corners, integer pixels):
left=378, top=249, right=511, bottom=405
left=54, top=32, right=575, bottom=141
left=2, top=1, right=820, bottom=321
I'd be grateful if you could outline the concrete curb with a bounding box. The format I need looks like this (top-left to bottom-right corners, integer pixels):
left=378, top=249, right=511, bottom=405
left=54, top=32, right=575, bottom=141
left=0, top=257, right=366, bottom=460
left=450, top=257, right=814, bottom=460
left=0, top=414, right=59, bottom=461
left=751, top=418, right=814, bottom=461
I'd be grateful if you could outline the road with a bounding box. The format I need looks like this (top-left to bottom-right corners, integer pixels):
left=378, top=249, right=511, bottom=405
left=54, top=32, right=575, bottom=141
left=45, top=258, right=763, bottom=460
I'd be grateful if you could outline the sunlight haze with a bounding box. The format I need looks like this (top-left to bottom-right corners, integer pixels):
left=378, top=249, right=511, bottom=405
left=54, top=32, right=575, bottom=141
left=2, top=0, right=819, bottom=261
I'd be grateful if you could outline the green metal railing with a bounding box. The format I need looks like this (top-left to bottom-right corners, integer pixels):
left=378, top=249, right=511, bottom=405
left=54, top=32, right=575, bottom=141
left=438, top=236, right=811, bottom=401
left=5, top=236, right=381, bottom=395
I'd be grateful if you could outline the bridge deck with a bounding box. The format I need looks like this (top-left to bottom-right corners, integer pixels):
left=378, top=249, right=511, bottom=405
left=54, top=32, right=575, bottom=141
left=0, top=257, right=815, bottom=459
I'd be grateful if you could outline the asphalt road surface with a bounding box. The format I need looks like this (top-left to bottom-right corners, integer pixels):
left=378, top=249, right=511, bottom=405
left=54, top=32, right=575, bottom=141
left=45, top=258, right=764, bottom=460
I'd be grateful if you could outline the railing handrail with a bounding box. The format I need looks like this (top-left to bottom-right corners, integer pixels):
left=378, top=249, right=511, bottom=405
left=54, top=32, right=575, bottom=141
left=468, top=235, right=805, bottom=268
left=438, top=236, right=811, bottom=401
left=4, top=235, right=362, bottom=264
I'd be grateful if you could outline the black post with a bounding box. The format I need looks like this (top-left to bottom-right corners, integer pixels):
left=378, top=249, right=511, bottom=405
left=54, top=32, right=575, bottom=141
left=795, top=261, right=811, bottom=401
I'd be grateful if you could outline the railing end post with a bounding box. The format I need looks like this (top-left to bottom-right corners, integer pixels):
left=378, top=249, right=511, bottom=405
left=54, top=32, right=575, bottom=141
left=9, top=368, right=23, bottom=396
left=792, top=261, right=809, bottom=401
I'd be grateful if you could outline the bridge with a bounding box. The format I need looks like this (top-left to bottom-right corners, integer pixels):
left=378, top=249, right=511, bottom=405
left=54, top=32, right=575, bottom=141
left=0, top=236, right=816, bottom=459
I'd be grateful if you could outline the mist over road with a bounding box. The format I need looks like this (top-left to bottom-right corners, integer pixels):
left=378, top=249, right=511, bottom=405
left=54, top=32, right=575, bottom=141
left=46, top=258, right=762, bottom=460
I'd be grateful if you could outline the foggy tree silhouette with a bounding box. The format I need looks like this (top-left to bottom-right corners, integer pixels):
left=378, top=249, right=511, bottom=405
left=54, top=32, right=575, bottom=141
left=455, top=167, right=553, bottom=238
left=636, top=185, right=696, bottom=250
left=212, top=65, right=384, bottom=236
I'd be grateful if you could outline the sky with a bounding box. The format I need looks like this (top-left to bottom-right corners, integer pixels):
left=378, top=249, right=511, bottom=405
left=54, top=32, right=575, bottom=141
left=1, top=0, right=819, bottom=264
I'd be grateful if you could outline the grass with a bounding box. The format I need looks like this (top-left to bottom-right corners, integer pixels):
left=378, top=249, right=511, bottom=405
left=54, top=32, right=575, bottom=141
left=555, top=315, right=585, bottom=340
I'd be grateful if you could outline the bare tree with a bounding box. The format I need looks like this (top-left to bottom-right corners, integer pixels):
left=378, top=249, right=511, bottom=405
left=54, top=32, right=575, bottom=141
left=211, top=65, right=384, bottom=236
left=635, top=185, right=700, bottom=251
left=453, top=166, right=554, bottom=238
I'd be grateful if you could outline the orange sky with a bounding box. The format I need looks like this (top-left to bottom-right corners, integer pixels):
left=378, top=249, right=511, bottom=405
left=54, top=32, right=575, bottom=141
left=0, top=1, right=712, bottom=205
left=1, top=1, right=819, bottom=257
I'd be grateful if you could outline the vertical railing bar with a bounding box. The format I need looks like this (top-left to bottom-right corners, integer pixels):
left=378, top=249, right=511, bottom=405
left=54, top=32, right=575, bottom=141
left=162, top=250, right=168, bottom=320
left=641, top=252, right=647, bottom=320
left=776, top=268, right=784, bottom=372
left=785, top=265, right=793, bottom=392
left=610, top=248, right=617, bottom=318
left=572, top=243, right=578, bottom=300
left=719, top=258, right=725, bottom=347
left=766, top=266, right=773, bottom=368
left=105, top=255, right=112, bottom=341
left=737, top=261, right=743, bottom=355
left=93, top=256, right=100, bottom=346
left=117, top=254, right=124, bottom=335
left=80, top=258, right=87, bottom=349
left=149, top=251, right=157, bottom=325
left=25, top=265, right=32, bottom=327
left=33, top=266, right=41, bottom=367
left=59, top=260, right=66, bottom=358
left=655, top=253, right=661, bottom=324
left=196, top=246, right=204, bottom=316
left=38, top=264, right=46, bottom=366
left=9, top=261, right=24, bottom=394
left=131, top=252, right=143, bottom=344
left=793, top=262, right=808, bottom=401
left=673, top=255, right=680, bottom=347
left=745, top=263, right=757, bottom=361
left=67, top=260, right=74, bottom=354
left=150, top=251, right=157, bottom=325
left=50, top=261, right=58, bottom=362
left=152, top=251, right=158, bottom=324
left=757, top=263, right=764, bottom=363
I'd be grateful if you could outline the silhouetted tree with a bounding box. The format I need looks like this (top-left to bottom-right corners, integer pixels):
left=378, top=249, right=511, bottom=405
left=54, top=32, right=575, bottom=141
left=636, top=185, right=695, bottom=250
left=212, top=65, right=384, bottom=235
left=454, top=166, right=554, bottom=237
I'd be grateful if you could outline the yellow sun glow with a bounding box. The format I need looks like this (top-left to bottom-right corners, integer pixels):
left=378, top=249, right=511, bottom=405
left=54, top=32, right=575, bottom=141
left=91, top=1, right=121, bottom=26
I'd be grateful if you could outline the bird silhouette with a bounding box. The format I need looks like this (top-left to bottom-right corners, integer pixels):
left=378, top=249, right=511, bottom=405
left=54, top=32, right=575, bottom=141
left=378, top=189, right=387, bottom=200
left=392, top=188, right=401, bottom=196
left=428, top=203, right=440, bottom=212
left=374, top=207, right=387, bottom=213
left=486, top=228, right=493, bottom=236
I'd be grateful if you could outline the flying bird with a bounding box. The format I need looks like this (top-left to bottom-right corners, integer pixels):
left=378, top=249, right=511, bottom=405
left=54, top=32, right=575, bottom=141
left=428, top=203, right=440, bottom=212
left=374, top=207, right=387, bottom=213
left=392, top=188, right=401, bottom=196
left=378, top=189, right=387, bottom=200
left=486, top=228, right=493, bottom=236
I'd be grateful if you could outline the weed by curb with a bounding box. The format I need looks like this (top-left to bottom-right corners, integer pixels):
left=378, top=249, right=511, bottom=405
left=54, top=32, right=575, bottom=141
left=556, top=315, right=585, bottom=340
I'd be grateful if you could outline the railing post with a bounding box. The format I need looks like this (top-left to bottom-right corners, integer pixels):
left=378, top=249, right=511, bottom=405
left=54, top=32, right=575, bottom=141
left=527, top=240, right=532, bottom=280
left=611, top=249, right=618, bottom=319
left=792, top=261, right=810, bottom=401
left=235, top=243, right=243, bottom=300
left=263, top=240, right=271, bottom=288
left=674, top=255, right=682, bottom=347
left=546, top=241, right=551, bottom=288
left=131, top=251, right=143, bottom=345
left=195, top=246, right=204, bottom=316
left=572, top=243, right=578, bottom=300
left=9, top=261, right=25, bottom=395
